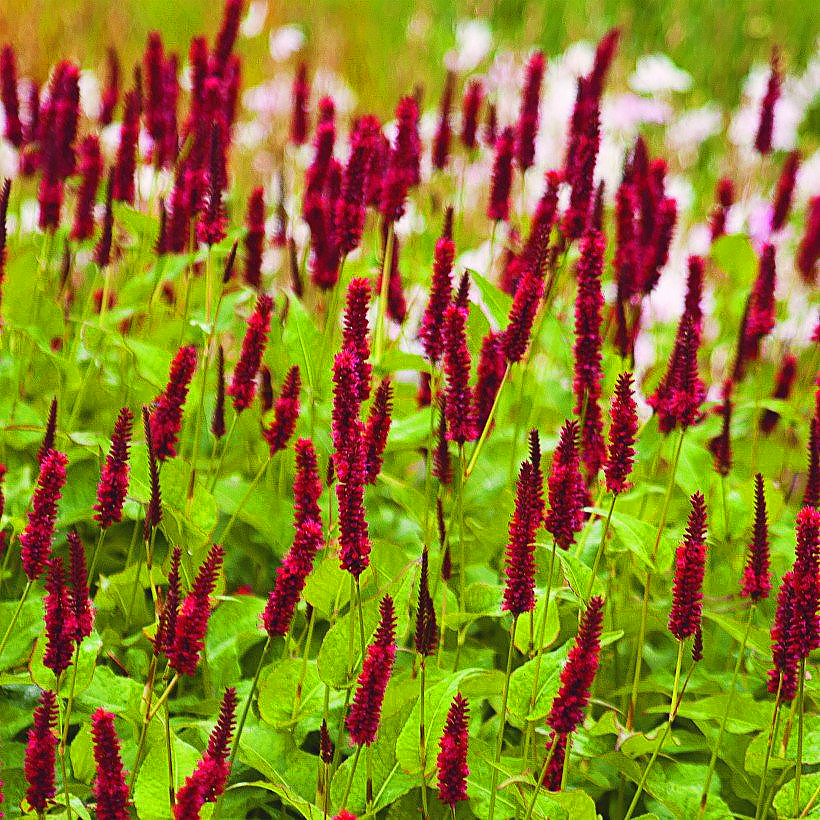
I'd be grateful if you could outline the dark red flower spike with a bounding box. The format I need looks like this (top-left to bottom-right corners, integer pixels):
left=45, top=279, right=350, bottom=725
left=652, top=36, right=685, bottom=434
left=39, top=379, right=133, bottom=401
left=91, top=709, right=130, bottom=820
left=150, top=345, right=197, bottom=461
left=755, top=48, right=781, bottom=155
left=516, top=50, right=545, bottom=172
left=797, top=196, right=819, bottom=285
left=364, top=378, right=392, bottom=485
left=415, top=547, right=438, bottom=657
left=243, top=187, right=265, bottom=288
left=25, top=689, right=58, bottom=814
left=741, top=474, right=770, bottom=602
left=771, top=150, right=799, bottom=233
left=71, top=135, right=103, bottom=240
left=605, top=372, right=638, bottom=496
left=21, top=448, right=67, bottom=580
left=668, top=492, right=708, bottom=640
left=67, top=530, right=93, bottom=641
left=545, top=420, right=586, bottom=550
left=461, top=79, right=483, bottom=151
left=263, top=365, right=301, bottom=455
left=432, top=71, right=455, bottom=170
left=488, top=126, right=515, bottom=222
left=419, top=208, right=455, bottom=363
left=228, top=293, right=274, bottom=412
left=290, top=62, right=309, bottom=146
left=437, top=692, right=470, bottom=807
left=95, top=407, right=133, bottom=529
left=760, top=353, right=796, bottom=433
left=342, top=277, right=372, bottom=401
left=443, top=302, right=477, bottom=444
left=43, top=556, right=77, bottom=676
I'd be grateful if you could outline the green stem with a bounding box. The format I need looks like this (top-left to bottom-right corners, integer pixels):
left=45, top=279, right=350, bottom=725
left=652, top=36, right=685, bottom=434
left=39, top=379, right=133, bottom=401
left=698, top=605, right=755, bottom=817
left=355, top=577, right=367, bottom=664
left=419, top=658, right=429, bottom=819
left=60, top=643, right=81, bottom=754
left=164, top=699, right=174, bottom=810
left=0, top=579, right=32, bottom=662
left=56, top=672, right=74, bottom=820
left=754, top=678, right=782, bottom=820
left=209, top=413, right=238, bottom=491
left=488, top=616, right=518, bottom=820
left=524, top=732, right=560, bottom=820
left=586, top=494, right=617, bottom=601
left=147, top=673, right=179, bottom=722
left=627, top=428, right=685, bottom=730
left=219, top=455, right=271, bottom=544
left=795, top=659, right=806, bottom=816
left=129, top=656, right=158, bottom=790
left=292, top=604, right=317, bottom=719
left=213, top=635, right=271, bottom=820
left=465, top=363, right=511, bottom=479
left=86, top=528, right=108, bottom=584
left=339, top=744, right=363, bottom=811
left=374, top=223, right=394, bottom=363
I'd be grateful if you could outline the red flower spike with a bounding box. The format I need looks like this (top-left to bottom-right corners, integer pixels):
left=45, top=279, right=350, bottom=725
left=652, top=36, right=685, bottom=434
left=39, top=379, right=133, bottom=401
left=588, top=27, right=620, bottom=97
left=771, top=151, right=799, bottom=233
left=419, top=209, right=455, bottom=363
left=263, top=365, right=301, bottom=455
left=797, top=196, right=819, bottom=285
left=21, top=448, right=67, bottom=580
left=793, top=505, right=820, bottom=657
left=67, top=530, right=93, bottom=642
left=143, top=32, right=165, bottom=152
left=760, top=353, right=796, bottom=433
left=320, top=718, right=334, bottom=764
left=95, top=407, right=133, bottom=529
left=562, top=77, right=600, bottom=240
left=503, top=459, right=540, bottom=615
left=741, top=474, right=771, bottom=602
left=488, top=126, right=515, bottom=222
left=668, top=492, right=708, bottom=640
left=206, top=687, right=237, bottom=763
left=528, top=429, right=545, bottom=522
left=111, top=88, right=140, bottom=204
left=346, top=595, right=396, bottom=745
left=334, top=812, right=357, bottom=820
left=303, top=97, right=336, bottom=211
left=707, top=379, right=733, bottom=477
left=99, top=48, right=120, bottom=125
left=415, top=547, right=438, bottom=657
left=417, top=370, right=432, bottom=408
left=473, top=331, right=507, bottom=434
left=342, top=278, right=372, bottom=401
left=294, top=437, right=323, bottom=529
left=709, top=176, right=734, bottom=242
left=150, top=345, right=197, bottom=461
left=212, top=346, right=226, bottom=439
left=0, top=177, right=9, bottom=301
left=384, top=232, right=408, bottom=323
left=685, top=255, right=704, bottom=337
left=547, top=596, right=604, bottom=734
left=805, top=418, right=819, bottom=509
left=504, top=265, right=545, bottom=364
left=243, top=187, right=265, bottom=288
left=545, top=420, right=586, bottom=550
left=337, top=421, right=371, bottom=578
left=516, top=50, right=545, bottom=172
left=1, top=46, right=23, bottom=146
left=142, top=407, right=162, bottom=539
left=168, top=545, right=223, bottom=676
left=155, top=547, right=181, bottom=657
left=364, top=378, right=392, bottom=485
left=432, top=71, right=455, bottom=170
left=437, top=692, right=470, bottom=806
left=434, top=397, right=452, bottom=486
left=37, top=397, right=58, bottom=465
left=380, top=95, right=419, bottom=223
left=94, top=168, right=116, bottom=268
left=443, top=302, right=477, bottom=444
left=213, top=0, right=243, bottom=72
left=173, top=774, right=207, bottom=820
left=337, top=120, right=377, bottom=253
left=692, top=627, right=703, bottom=662
left=485, top=102, right=497, bottom=147
left=755, top=49, right=781, bottom=155
left=542, top=731, right=567, bottom=791
left=605, top=372, right=638, bottom=496
left=290, top=62, right=309, bottom=146
left=744, top=244, right=777, bottom=356
left=768, top=571, right=799, bottom=701
left=71, top=135, right=103, bottom=240
left=331, top=350, right=362, bottom=479
left=43, top=556, right=77, bottom=676
left=461, top=79, right=483, bottom=151
left=197, top=124, right=228, bottom=246
left=229, top=293, right=273, bottom=412
left=91, top=710, right=130, bottom=820
left=25, top=689, right=58, bottom=814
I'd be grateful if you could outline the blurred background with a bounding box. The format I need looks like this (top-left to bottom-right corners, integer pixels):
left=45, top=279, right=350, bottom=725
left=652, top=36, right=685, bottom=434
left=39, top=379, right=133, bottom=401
left=0, top=0, right=817, bottom=118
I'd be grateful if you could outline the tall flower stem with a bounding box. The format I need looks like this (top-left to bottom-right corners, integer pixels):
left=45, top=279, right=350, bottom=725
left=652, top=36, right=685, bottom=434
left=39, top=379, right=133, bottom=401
left=164, top=699, right=174, bottom=809
left=213, top=635, right=272, bottom=820
left=453, top=444, right=467, bottom=670
left=60, top=642, right=82, bottom=758
left=374, top=223, right=394, bottom=364
left=627, top=428, right=685, bottom=729
left=129, top=656, right=159, bottom=790
left=418, top=657, right=429, bottom=819
left=754, top=677, right=783, bottom=820
left=219, top=455, right=271, bottom=544
left=624, top=639, right=686, bottom=820
left=209, top=413, right=239, bottom=491
left=292, top=604, right=317, bottom=718
left=0, top=579, right=32, bottom=662
left=339, top=744, right=363, bottom=810
left=523, top=541, right=557, bottom=766
left=56, top=671, right=74, bottom=820
left=698, top=605, right=755, bottom=817
left=488, top=616, right=518, bottom=820
left=794, top=659, right=806, bottom=816
left=586, top=494, right=617, bottom=601
left=86, top=529, right=108, bottom=584
left=523, top=731, right=560, bottom=820
left=422, top=368, right=440, bottom=543
left=147, top=673, right=180, bottom=721
left=355, top=577, right=367, bottom=661
left=465, top=363, right=511, bottom=479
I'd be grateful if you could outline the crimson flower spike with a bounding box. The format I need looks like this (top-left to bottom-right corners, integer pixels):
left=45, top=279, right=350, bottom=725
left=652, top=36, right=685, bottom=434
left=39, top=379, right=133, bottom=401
left=95, top=407, right=133, bottom=529
left=142, top=407, right=162, bottom=541
left=797, top=196, right=819, bottom=285
left=485, top=102, right=497, bottom=147
left=342, top=277, right=372, bottom=401
left=768, top=571, right=799, bottom=701
left=111, top=86, right=140, bottom=204
left=473, top=331, right=506, bottom=434
left=43, top=556, right=77, bottom=676
left=263, top=365, right=301, bottom=455
left=20, top=448, right=67, bottom=580
left=516, top=50, right=545, bottom=172
left=419, top=207, right=455, bottom=363
left=588, top=27, right=620, bottom=97
left=0, top=177, right=9, bottom=300
left=243, top=187, right=265, bottom=288
left=91, top=709, right=130, bottom=820
left=744, top=243, right=777, bottom=359
left=434, top=396, right=452, bottom=486
left=168, top=544, right=224, bottom=676
left=432, top=70, right=455, bottom=170
left=668, top=492, right=708, bottom=640
left=545, top=420, right=586, bottom=550
left=37, top=397, right=58, bottom=465
left=709, top=176, right=734, bottom=242
left=437, top=692, right=470, bottom=807
left=461, top=79, right=483, bottom=151
left=741, top=474, right=771, bottom=602
left=364, top=378, right=392, bottom=485
left=99, top=47, right=120, bottom=125
left=71, top=135, right=103, bottom=240
left=443, top=302, right=477, bottom=444
left=94, top=168, right=116, bottom=268
left=228, top=292, right=273, bottom=412
left=605, top=372, right=638, bottom=496
left=346, top=595, right=396, bottom=745
left=488, top=126, right=515, bottom=222
left=25, top=689, right=58, bottom=814
left=503, top=257, right=545, bottom=363
left=547, top=595, right=604, bottom=735
left=197, top=124, right=228, bottom=246
left=143, top=32, right=165, bottom=153
left=155, top=546, right=181, bottom=657
left=760, top=353, right=796, bottom=433
left=212, top=345, right=226, bottom=439
left=290, top=62, right=309, bottom=146
left=502, top=458, right=540, bottom=615
left=804, top=418, right=819, bottom=509
left=755, top=48, right=781, bottom=155
left=337, top=119, right=376, bottom=254
left=331, top=349, right=361, bottom=478
left=707, top=379, right=733, bottom=477
left=320, top=718, right=334, bottom=764
left=150, top=344, right=197, bottom=461
left=337, top=421, right=371, bottom=578
left=0, top=46, right=22, bottom=146
left=793, top=505, right=820, bottom=658
left=67, top=530, right=93, bottom=642
left=415, top=547, right=438, bottom=656
left=685, top=255, right=704, bottom=338
left=771, top=150, right=799, bottom=233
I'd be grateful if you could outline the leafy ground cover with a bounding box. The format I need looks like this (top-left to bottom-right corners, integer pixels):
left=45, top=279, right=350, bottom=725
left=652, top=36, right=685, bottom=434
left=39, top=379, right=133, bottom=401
left=0, top=2, right=818, bottom=819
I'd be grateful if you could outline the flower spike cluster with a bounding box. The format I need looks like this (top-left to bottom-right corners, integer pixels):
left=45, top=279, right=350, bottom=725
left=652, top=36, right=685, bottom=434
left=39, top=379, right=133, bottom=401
left=604, top=372, right=638, bottom=495
left=228, top=292, right=274, bottom=412
left=741, top=473, right=770, bottom=602
left=419, top=208, right=454, bottom=362
left=263, top=365, right=301, bottom=454
left=95, top=407, right=133, bottom=528
left=364, top=378, right=392, bottom=485
left=91, top=710, right=130, bottom=820
left=516, top=51, right=545, bottom=171
left=415, top=547, right=438, bottom=657
left=341, top=278, right=372, bottom=401
left=24, top=689, right=58, bottom=814
left=443, top=301, right=477, bottom=444
left=150, top=345, right=197, bottom=461
left=43, top=556, right=76, bottom=675
left=668, top=492, right=708, bottom=640
left=545, top=420, right=586, bottom=549
left=755, top=49, right=781, bottom=155
left=437, top=692, right=470, bottom=807
left=67, top=530, right=93, bottom=641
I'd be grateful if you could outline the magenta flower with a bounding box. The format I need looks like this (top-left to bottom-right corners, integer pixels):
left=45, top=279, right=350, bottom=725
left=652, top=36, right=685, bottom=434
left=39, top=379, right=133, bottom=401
left=67, top=530, right=93, bottom=642
left=434, top=398, right=452, bottom=486
left=805, top=418, right=819, bottom=509
left=792, top=505, right=820, bottom=658
left=768, top=572, right=799, bottom=701
left=488, top=126, right=515, bottom=222
left=503, top=266, right=544, bottom=365
left=71, top=135, right=103, bottom=240
left=503, top=458, right=541, bottom=615
left=99, top=48, right=120, bottom=126
left=36, top=397, right=58, bottom=466
left=150, top=345, right=197, bottom=461
left=709, top=176, right=734, bottom=242
left=95, top=407, right=133, bottom=529
left=243, top=187, right=266, bottom=288
left=432, top=71, right=455, bottom=170
left=336, top=120, right=377, bottom=253
left=290, top=62, right=310, bottom=146
left=771, top=151, right=799, bottom=233
left=755, top=49, right=781, bottom=155
left=516, top=51, right=545, bottom=171
left=91, top=710, right=130, bottom=820
left=111, top=87, right=140, bottom=205
left=43, top=556, right=77, bottom=676
left=364, top=378, right=392, bottom=485
left=337, top=422, right=370, bottom=578
left=342, top=278, right=372, bottom=401
left=0, top=46, right=22, bottom=146
left=415, top=547, right=438, bottom=656
left=473, top=331, right=507, bottom=434
left=381, top=96, right=420, bottom=223
left=545, top=420, right=586, bottom=549
left=605, top=372, right=638, bottom=496
left=707, top=379, right=733, bottom=477
left=668, top=492, right=708, bottom=640
left=443, top=302, right=477, bottom=444
left=797, top=196, right=819, bottom=285
left=419, top=209, right=455, bottom=363
left=264, top=365, right=302, bottom=455
left=212, top=346, right=226, bottom=439
left=229, top=293, right=274, bottom=412
left=461, top=79, right=483, bottom=150
left=197, top=124, right=228, bottom=246
left=741, top=474, right=771, bottom=602
left=437, top=692, right=470, bottom=807
left=20, top=449, right=67, bottom=580
left=24, top=689, right=58, bottom=814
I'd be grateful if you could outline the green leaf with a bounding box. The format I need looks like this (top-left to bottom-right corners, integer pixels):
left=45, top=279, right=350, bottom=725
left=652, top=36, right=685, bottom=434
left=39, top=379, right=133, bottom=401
left=702, top=610, right=770, bottom=657
left=134, top=732, right=203, bottom=820
left=711, top=234, right=757, bottom=285
left=0, top=589, right=44, bottom=671
left=205, top=595, right=266, bottom=688
left=472, top=272, right=512, bottom=327
left=772, top=771, right=820, bottom=818
left=507, top=645, right=568, bottom=723
left=258, top=658, right=325, bottom=730
left=513, top=595, right=559, bottom=654
left=29, top=630, right=102, bottom=696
